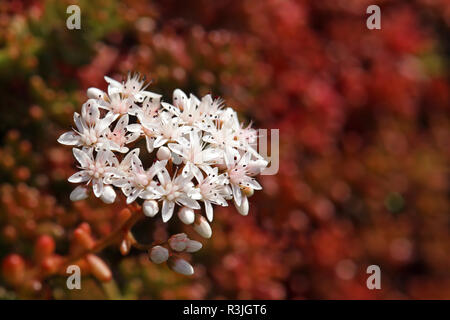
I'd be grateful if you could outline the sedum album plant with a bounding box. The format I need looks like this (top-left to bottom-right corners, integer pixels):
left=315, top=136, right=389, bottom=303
left=58, top=73, right=268, bottom=276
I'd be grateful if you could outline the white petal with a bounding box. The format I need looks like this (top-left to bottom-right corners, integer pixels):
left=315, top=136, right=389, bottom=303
left=68, top=170, right=90, bottom=183
left=204, top=200, right=214, bottom=222
left=234, top=195, right=249, bottom=216
left=162, top=200, right=175, bottom=222
left=231, top=184, right=242, bottom=206
left=58, top=132, right=80, bottom=146
left=92, top=178, right=104, bottom=198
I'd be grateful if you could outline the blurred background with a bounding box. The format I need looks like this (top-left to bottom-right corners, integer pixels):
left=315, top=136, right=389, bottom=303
left=0, top=0, right=449, bottom=299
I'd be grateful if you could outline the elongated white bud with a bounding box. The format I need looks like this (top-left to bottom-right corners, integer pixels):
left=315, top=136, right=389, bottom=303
left=70, top=186, right=89, bottom=201
left=156, top=146, right=171, bottom=160
left=168, top=257, right=194, bottom=276
left=193, top=214, right=212, bottom=239
left=100, top=186, right=116, bottom=204
left=234, top=195, right=249, bottom=216
left=185, top=240, right=202, bottom=253
left=87, top=87, right=105, bottom=99
left=168, top=233, right=188, bottom=252
left=149, top=245, right=169, bottom=264
left=177, top=207, right=195, bottom=224
left=143, top=200, right=159, bottom=217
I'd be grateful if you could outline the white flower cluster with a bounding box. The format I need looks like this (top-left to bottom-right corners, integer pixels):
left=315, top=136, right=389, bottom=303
left=58, top=73, right=268, bottom=236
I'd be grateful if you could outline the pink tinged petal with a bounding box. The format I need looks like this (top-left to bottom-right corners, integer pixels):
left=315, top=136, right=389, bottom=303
left=131, top=155, right=144, bottom=175
left=115, top=114, right=129, bottom=132
left=162, top=200, right=175, bottom=222
left=68, top=170, right=90, bottom=183
left=58, top=132, right=80, bottom=146
left=92, top=179, right=104, bottom=198
left=231, top=184, right=242, bottom=206
left=204, top=200, right=214, bottom=222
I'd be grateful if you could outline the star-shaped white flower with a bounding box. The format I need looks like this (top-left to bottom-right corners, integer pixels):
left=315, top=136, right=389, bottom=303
left=68, top=148, right=120, bottom=198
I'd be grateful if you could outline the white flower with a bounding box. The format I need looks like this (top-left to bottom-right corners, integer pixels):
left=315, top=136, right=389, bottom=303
left=114, top=155, right=167, bottom=204
left=105, top=73, right=162, bottom=103
left=193, top=166, right=230, bottom=222
left=162, top=89, right=203, bottom=126
left=68, top=148, right=119, bottom=198
left=153, top=168, right=201, bottom=222
left=104, top=115, right=139, bottom=153
left=58, top=101, right=118, bottom=150
left=168, top=129, right=222, bottom=176
left=224, top=149, right=263, bottom=206
left=98, top=92, right=140, bottom=116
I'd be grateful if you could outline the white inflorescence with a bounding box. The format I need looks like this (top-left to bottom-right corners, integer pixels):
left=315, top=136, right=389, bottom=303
left=58, top=72, right=268, bottom=272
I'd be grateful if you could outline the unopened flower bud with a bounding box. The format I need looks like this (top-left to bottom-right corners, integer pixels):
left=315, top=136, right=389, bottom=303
left=119, top=238, right=131, bottom=256
left=156, top=146, right=171, bottom=160
left=177, top=207, right=195, bottom=224
left=74, top=227, right=95, bottom=250
left=149, top=245, right=169, bottom=264
left=117, top=208, right=132, bottom=225
left=168, top=233, right=188, bottom=252
left=70, top=186, right=88, bottom=202
left=86, top=254, right=112, bottom=282
left=143, top=200, right=159, bottom=217
left=168, top=257, right=194, bottom=276
left=2, top=254, right=25, bottom=286
left=100, top=186, right=116, bottom=204
left=234, top=195, right=249, bottom=216
left=34, top=235, right=55, bottom=262
left=185, top=240, right=202, bottom=253
left=87, top=87, right=105, bottom=100
left=193, top=214, right=212, bottom=239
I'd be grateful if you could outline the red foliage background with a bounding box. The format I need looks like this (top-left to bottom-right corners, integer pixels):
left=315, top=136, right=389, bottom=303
left=0, top=0, right=449, bottom=299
